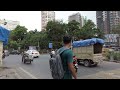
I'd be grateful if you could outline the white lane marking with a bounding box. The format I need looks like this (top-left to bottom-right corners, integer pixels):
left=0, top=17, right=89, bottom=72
left=19, top=67, right=37, bottom=79
left=15, top=72, right=23, bottom=79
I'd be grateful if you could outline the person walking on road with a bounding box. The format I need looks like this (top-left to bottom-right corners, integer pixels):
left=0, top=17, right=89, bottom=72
left=58, top=35, right=77, bottom=79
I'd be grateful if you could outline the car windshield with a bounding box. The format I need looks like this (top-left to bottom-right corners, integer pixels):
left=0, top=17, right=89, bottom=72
left=32, top=50, right=38, bottom=52
left=26, top=50, right=31, bottom=53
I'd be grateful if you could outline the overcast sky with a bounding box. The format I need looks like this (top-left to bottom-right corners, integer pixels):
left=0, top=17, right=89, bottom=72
left=0, top=11, right=96, bottom=31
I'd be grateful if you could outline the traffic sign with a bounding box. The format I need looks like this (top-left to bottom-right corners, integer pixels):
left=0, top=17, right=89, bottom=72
left=49, top=43, right=52, bottom=48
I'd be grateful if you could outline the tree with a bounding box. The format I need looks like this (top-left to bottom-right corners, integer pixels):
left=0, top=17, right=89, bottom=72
left=46, top=20, right=66, bottom=48
left=7, top=25, right=28, bottom=50
left=7, top=19, right=104, bottom=51
left=10, top=25, right=27, bottom=43
left=8, top=41, right=19, bottom=50
left=67, top=20, right=80, bottom=39
left=76, top=19, right=104, bottom=40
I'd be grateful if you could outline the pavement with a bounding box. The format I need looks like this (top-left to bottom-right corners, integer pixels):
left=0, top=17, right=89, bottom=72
left=1, top=54, right=120, bottom=79
left=0, top=67, right=21, bottom=79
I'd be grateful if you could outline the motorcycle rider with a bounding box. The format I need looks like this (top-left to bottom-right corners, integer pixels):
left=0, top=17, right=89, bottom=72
left=50, top=49, right=55, bottom=58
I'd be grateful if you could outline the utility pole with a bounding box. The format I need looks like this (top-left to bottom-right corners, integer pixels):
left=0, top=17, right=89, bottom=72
left=0, top=42, right=3, bottom=67
left=38, top=41, right=40, bottom=51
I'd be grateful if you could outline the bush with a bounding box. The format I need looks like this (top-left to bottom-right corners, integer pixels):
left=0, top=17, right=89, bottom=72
left=113, top=53, right=118, bottom=60
left=118, top=53, right=120, bottom=60
left=106, top=52, right=110, bottom=60
left=106, top=51, right=114, bottom=60
left=114, top=52, right=120, bottom=61
left=105, top=50, right=120, bottom=61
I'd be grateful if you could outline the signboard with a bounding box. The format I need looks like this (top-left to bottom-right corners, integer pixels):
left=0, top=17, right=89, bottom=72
left=104, top=34, right=119, bottom=43
left=49, top=43, right=52, bottom=49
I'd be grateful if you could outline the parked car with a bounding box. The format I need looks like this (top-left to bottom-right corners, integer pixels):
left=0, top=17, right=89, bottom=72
left=26, top=50, right=40, bottom=58
left=10, top=50, right=20, bottom=55
left=4, top=50, right=9, bottom=56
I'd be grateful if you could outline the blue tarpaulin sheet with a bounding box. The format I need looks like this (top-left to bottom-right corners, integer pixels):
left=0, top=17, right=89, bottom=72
left=0, top=26, right=10, bottom=46
left=72, top=38, right=104, bottom=47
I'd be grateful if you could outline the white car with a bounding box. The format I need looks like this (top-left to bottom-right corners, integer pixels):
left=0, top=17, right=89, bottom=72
left=26, top=50, right=40, bottom=58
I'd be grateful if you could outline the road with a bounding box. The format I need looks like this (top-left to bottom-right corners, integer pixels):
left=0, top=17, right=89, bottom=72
left=3, top=54, right=52, bottom=79
left=77, top=61, right=120, bottom=79
left=3, top=54, right=120, bottom=79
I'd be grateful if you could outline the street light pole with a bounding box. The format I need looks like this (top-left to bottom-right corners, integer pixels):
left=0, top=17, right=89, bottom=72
left=38, top=41, right=40, bottom=51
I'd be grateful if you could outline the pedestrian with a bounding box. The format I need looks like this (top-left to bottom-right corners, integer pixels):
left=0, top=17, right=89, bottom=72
left=58, top=35, right=77, bottom=79
left=49, top=49, right=55, bottom=58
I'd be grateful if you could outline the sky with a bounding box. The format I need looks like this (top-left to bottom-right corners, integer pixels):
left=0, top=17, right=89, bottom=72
left=0, top=11, right=96, bottom=31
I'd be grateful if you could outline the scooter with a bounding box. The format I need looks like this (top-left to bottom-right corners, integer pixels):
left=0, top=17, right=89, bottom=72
left=73, top=56, right=78, bottom=72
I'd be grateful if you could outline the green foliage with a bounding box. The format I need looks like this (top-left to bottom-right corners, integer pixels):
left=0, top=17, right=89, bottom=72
left=7, top=19, right=105, bottom=51
left=46, top=20, right=66, bottom=48
left=67, top=20, right=80, bottom=37
left=75, top=20, right=104, bottom=40
left=106, top=51, right=120, bottom=60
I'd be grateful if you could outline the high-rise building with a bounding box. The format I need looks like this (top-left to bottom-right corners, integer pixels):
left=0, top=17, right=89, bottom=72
left=41, top=11, right=55, bottom=31
left=68, top=12, right=82, bottom=28
left=81, top=16, right=87, bottom=27
left=103, top=11, right=110, bottom=34
left=96, top=11, right=104, bottom=32
left=81, top=16, right=84, bottom=27
left=0, top=19, right=20, bottom=30
left=109, top=11, right=120, bottom=33
left=96, top=11, right=120, bottom=34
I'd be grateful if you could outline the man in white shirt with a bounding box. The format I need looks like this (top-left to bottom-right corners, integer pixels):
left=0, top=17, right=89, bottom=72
left=50, top=49, right=55, bottom=58
left=51, top=50, right=55, bottom=54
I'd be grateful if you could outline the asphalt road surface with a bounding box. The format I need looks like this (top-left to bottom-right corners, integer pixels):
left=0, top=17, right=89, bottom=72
left=3, top=54, right=120, bottom=79
left=3, top=54, right=52, bottom=79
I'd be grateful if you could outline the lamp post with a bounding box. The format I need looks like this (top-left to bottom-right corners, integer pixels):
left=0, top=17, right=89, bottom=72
left=24, top=33, right=26, bottom=50
left=38, top=41, right=40, bottom=51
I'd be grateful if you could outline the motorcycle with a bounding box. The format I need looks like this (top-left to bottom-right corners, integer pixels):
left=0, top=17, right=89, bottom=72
left=2, top=53, right=5, bottom=59
left=73, top=55, right=78, bottom=72
left=49, top=51, right=55, bottom=58
left=2, top=50, right=5, bottom=59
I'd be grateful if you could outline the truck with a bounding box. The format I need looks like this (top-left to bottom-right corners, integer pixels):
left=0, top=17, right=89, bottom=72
left=72, top=38, right=104, bottom=67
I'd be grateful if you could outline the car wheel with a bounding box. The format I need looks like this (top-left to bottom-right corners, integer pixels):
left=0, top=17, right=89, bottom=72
left=24, top=59, right=26, bottom=63
left=93, top=63, right=98, bottom=67
left=84, top=60, right=90, bottom=67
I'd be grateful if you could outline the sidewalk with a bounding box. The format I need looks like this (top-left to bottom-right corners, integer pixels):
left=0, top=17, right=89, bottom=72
left=0, top=67, right=22, bottom=79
